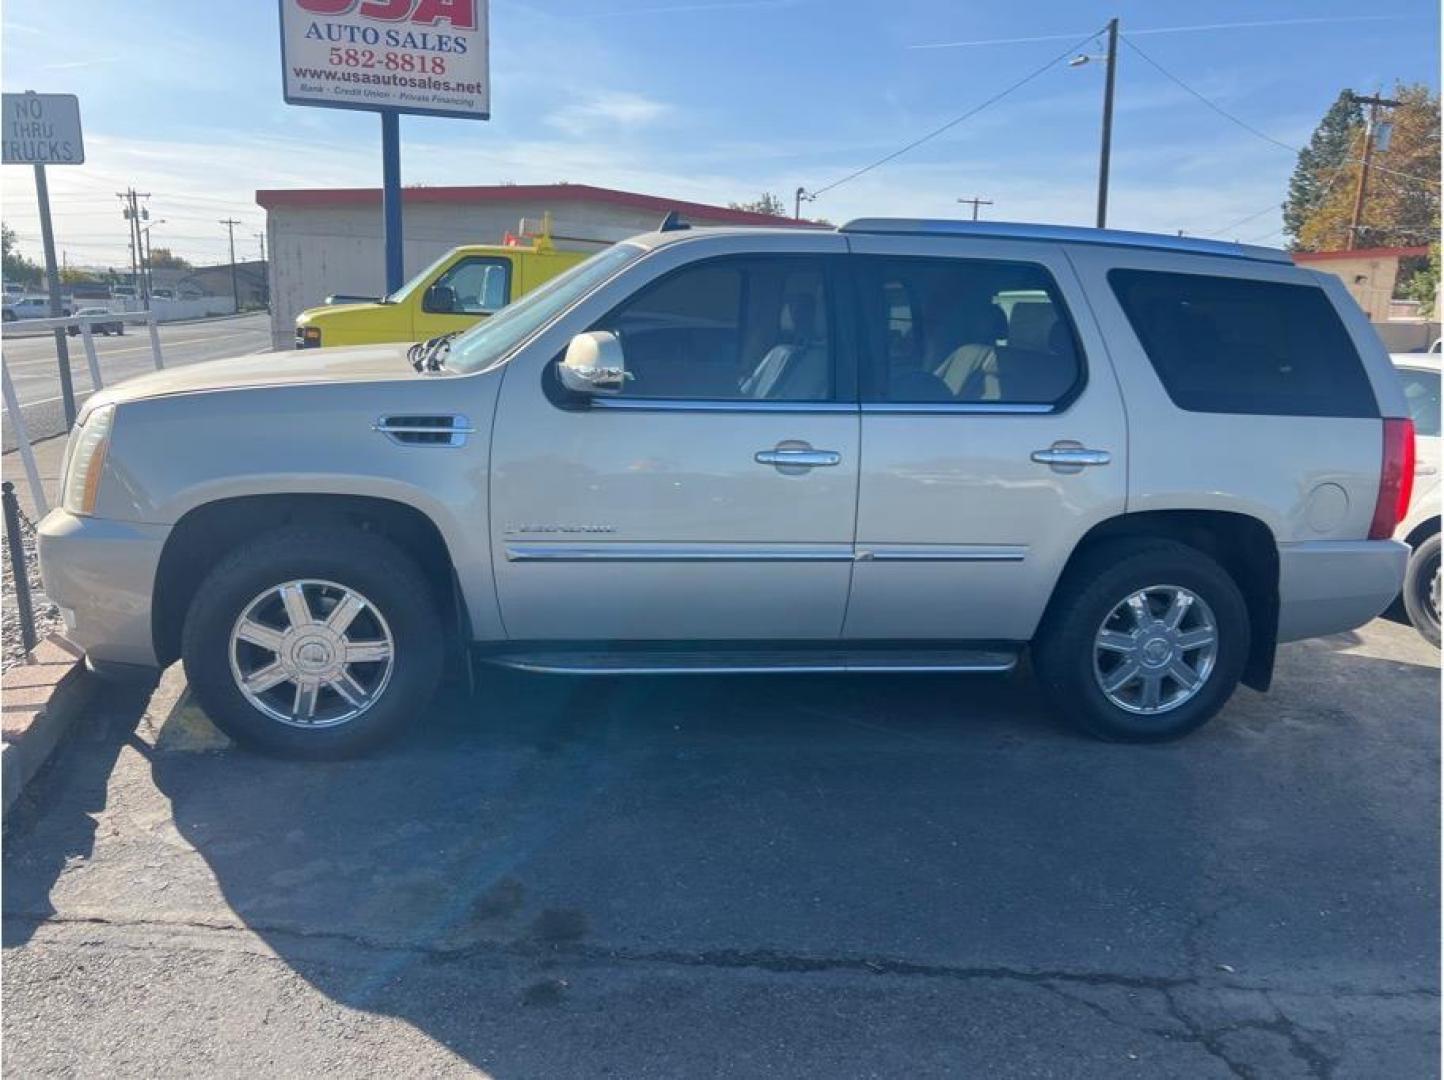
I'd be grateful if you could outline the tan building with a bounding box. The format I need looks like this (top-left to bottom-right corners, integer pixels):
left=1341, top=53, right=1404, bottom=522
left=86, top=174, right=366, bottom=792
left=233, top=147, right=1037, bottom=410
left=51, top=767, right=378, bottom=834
left=1292, top=244, right=1431, bottom=321
left=256, top=182, right=813, bottom=349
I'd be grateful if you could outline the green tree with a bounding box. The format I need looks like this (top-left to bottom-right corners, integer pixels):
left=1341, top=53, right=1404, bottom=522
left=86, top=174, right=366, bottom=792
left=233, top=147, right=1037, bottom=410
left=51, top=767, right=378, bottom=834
left=1283, top=91, right=1364, bottom=249
left=1401, top=243, right=1440, bottom=317
left=728, top=192, right=788, bottom=217
left=147, top=247, right=191, bottom=270
left=2, top=223, right=43, bottom=288
left=1287, top=84, right=1440, bottom=251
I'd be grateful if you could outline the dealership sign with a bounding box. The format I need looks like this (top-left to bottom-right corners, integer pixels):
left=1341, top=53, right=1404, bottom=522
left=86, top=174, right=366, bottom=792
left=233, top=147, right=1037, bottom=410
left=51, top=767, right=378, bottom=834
left=2, top=93, right=84, bottom=165
left=279, top=0, right=489, bottom=119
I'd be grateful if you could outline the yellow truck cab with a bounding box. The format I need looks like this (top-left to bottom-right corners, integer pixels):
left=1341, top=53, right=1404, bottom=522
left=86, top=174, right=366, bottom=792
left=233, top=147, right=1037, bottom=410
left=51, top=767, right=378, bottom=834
left=294, top=223, right=588, bottom=349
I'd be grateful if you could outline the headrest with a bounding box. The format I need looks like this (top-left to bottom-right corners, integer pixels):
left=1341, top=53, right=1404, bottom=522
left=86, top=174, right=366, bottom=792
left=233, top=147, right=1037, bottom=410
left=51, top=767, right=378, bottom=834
left=780, top=293, right=818, bottom=340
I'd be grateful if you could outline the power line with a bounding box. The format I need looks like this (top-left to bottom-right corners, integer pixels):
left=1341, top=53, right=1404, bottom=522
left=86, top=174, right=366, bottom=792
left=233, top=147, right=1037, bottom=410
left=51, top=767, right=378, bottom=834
left=1208, top=203, right=1278, bottom=237
left=808, top=25, right=1108, bottom=198
left=1118, top=33, right=1440, bottom=189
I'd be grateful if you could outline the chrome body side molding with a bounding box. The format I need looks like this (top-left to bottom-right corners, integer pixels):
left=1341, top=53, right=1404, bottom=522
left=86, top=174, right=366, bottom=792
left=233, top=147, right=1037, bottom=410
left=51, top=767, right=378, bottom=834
left=505, top=542, right=857, bottom=563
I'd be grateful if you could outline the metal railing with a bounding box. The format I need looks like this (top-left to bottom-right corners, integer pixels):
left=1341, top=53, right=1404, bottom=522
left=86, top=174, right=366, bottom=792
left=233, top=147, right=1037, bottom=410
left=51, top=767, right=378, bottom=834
left=2, top=309, right=166, bottom=518
left=2, top=480, right=38, bottom=658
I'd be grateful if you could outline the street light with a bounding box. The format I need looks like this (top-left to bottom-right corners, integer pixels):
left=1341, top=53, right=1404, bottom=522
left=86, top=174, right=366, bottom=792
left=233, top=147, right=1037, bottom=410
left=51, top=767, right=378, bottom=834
left=1070, top=17, right=1119, bottom=228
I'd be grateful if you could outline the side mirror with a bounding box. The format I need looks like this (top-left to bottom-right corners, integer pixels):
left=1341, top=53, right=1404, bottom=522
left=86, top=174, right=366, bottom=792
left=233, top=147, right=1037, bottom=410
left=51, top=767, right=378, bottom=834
left=559, top=331, right=628, bottom=396
left=425, top=284, right=457, bottom=313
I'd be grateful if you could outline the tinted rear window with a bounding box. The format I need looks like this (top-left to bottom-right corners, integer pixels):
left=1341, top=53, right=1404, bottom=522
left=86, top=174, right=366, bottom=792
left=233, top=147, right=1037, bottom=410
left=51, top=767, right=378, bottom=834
left=1108, top=269, right=1378, bottom=418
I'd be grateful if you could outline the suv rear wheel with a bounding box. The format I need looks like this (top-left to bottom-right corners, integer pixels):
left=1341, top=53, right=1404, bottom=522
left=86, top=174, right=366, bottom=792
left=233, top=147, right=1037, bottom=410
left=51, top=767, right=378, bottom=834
left=1034, top=539, right=1250, bottom=742
left=181, top=525, right=444, bottom=758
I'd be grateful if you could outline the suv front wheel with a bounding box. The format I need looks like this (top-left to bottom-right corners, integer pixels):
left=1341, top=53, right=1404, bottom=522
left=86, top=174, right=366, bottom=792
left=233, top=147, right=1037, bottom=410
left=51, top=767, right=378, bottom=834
left=181, top=525, right=444, bottom=758
left=1034, top=539, right=1250, bottom=742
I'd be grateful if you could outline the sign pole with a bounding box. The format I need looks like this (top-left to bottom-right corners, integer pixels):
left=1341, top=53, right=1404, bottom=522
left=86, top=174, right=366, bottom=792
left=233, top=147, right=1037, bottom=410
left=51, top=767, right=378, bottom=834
left=33, top=162, right=76, bottom=429
left=381, top=110, right=403, bottom=294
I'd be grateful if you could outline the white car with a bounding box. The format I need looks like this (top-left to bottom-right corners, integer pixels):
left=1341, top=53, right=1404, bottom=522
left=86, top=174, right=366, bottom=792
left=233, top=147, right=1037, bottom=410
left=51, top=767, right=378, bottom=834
left=1393, top=354, right=1440, bottom=644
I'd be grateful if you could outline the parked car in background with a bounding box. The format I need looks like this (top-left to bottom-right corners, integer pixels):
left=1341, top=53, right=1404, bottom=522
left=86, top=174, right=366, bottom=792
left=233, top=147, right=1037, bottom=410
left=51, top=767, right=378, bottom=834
left=293, top=227, right=589, bottom=349
left=40, top=219, right=1413, bottom=758
left=1393, top=354, right=1441, bottom=645
left=67, top=307, right=126, bottom=336
left=3, top=295, right=70, bottom=322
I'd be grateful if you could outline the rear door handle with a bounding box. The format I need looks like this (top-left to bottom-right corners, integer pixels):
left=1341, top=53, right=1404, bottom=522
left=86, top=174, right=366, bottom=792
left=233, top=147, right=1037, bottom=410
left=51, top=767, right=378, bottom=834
left=755, top=449, right=842, bottom=468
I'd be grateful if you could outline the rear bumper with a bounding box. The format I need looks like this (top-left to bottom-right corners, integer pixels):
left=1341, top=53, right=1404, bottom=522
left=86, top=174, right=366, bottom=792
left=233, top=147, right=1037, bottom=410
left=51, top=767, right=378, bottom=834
left=1276, top=539, right=1409, bottom=643
left=36, top=509, right=169, bottom=669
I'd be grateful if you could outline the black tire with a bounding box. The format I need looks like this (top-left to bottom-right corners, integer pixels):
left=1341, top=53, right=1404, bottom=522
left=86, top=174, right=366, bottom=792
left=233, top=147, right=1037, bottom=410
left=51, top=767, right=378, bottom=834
left=1402, top=533, right=1441, bottom=647
left=181, top=525, right=445, bottom=758
left=1033, top=538, right=1250, bottom=742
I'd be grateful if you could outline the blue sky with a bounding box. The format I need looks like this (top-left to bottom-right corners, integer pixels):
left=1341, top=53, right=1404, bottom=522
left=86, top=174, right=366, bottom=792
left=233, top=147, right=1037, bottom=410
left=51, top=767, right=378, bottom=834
left=2, top=0, right=1439, bottom=268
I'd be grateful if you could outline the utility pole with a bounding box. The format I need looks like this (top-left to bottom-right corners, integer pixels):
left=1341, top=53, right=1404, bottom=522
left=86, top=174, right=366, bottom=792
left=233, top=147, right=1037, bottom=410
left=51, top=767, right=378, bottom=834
left=1096, top=17, right=1118, bottom=228
left=220, top=218, right=241, bottom=312
left=117, top=188, right=151, bottom=303
left=255, top=231, right=267, bottom=264
left=956, top=196, right=993, bottom=221
left=1346, top=91, right=1401, bottom=250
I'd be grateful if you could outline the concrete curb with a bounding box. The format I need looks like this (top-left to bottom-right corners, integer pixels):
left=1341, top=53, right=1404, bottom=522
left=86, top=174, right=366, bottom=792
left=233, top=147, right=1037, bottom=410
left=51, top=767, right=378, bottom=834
left=2, top=636, right=94, bottom=815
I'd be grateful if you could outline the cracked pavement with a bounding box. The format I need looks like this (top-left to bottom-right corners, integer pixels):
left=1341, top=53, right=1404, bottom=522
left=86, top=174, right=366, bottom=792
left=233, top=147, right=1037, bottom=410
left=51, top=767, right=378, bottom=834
left=3, top=618, right=1439, bottom=1078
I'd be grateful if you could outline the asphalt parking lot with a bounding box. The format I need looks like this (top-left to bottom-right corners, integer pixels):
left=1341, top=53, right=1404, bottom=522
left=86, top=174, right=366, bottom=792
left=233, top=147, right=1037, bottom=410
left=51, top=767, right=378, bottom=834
left=3, top=617, right=1439, bottom=1078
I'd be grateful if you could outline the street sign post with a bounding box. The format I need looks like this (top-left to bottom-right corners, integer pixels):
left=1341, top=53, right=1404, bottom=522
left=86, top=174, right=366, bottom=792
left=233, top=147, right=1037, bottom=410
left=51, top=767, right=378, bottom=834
left=277, top=0, right=490, bottom=292
left=3, top=92, right=85, bottom=428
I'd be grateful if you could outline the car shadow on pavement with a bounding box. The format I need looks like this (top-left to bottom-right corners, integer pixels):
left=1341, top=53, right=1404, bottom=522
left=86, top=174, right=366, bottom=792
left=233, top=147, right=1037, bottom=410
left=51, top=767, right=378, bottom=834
left=4, top=639, right=1439, bottom=1076
left=2, top=677, right=157, bottom=947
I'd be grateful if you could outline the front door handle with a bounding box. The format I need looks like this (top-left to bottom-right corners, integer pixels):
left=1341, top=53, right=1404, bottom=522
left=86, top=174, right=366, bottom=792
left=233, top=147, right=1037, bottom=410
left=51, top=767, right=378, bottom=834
left=1031, top=443, right=1112, bottom=471
left=755, top=448, right=842, bottom=468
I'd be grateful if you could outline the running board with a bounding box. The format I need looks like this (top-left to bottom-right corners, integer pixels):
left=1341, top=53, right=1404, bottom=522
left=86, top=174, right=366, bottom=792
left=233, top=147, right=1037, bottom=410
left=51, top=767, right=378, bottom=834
left=482, top=647, right=1020, bottom=676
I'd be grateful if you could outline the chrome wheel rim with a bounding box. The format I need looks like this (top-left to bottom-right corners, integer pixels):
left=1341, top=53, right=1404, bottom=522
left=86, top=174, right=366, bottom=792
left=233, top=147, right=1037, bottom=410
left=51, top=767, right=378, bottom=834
left=1092, top=585, right=1218, bottom=716
left=228, top=579, right=394, bottom=729
left=1428, top=563, right=1441, bottom=627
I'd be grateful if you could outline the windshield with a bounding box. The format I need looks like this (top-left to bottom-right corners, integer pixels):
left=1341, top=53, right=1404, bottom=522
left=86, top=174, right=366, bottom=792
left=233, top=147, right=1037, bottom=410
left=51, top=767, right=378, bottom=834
left=385, top=250, right=457, bottom=303
left=447, top=242, right=646, bottom=374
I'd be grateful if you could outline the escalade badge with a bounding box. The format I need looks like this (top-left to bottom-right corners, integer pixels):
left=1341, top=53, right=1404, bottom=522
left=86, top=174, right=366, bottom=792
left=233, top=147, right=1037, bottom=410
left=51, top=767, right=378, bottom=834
left=506, top=524, right=617, bottom=535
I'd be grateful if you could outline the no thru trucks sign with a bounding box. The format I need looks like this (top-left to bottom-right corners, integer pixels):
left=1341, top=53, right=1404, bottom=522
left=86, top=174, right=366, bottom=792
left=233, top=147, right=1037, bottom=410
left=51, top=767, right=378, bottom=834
left=2, top=93, right=84, bottom=165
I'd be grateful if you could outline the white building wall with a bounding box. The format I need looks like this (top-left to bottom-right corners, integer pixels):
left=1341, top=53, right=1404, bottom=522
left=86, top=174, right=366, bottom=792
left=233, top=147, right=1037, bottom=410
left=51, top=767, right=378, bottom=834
left=265, top=197, right=764, bottom=349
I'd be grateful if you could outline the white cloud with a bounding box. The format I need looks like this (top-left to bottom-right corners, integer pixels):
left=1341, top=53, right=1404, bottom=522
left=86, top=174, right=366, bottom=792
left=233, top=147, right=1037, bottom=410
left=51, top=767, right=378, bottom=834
left=544, top=92, right=673, bottom=137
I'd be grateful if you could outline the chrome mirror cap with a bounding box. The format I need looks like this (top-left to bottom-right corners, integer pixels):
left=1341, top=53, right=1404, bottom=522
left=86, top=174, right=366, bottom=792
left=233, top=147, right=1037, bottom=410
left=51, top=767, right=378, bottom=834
left=559, top=330, right=628, bottom=395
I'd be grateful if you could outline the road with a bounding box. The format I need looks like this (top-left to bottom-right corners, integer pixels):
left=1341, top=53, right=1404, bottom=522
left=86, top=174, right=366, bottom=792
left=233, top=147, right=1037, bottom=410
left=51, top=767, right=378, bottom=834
left=3, top=618, right=1437, bottom=1078
left=2, top=313, right=273, bottom=449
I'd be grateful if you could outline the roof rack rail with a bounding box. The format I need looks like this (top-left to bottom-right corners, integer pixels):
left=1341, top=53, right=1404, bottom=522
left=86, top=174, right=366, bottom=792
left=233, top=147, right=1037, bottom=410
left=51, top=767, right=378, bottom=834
left=837, top=218, right=1292, bottom=265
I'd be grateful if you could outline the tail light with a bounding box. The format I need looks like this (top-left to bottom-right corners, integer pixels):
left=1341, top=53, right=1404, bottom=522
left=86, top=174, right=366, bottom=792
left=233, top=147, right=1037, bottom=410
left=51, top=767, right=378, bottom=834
left=1368, top=417, right=1415, bottom=539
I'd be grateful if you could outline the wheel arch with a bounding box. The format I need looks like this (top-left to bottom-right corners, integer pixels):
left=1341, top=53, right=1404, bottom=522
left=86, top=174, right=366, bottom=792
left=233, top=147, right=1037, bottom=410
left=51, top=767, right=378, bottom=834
left=1049, top=509, right=1279, bottom=691
left=1403, top=514, right=1440, bottom=551
left=152, top=493, right=467, bottom=668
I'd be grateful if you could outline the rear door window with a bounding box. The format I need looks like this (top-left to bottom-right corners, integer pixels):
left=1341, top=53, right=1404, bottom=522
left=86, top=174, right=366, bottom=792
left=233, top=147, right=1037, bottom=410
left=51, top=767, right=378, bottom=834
left=1108, top=269, right=1378, bottom=418
left=855, top=256, right=1084, bottom=408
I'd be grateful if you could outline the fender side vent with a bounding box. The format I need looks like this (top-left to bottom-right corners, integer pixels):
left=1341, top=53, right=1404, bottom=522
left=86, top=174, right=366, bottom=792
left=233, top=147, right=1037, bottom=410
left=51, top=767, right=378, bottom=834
left=374, top=414, right=475, bottom=447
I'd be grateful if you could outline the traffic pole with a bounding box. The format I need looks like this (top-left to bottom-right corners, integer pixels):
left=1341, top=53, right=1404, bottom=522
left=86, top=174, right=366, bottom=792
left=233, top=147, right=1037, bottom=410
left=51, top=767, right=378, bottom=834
left=34, top=163, right=76, bottom=429
left=381, top=110, right=404, bottom=294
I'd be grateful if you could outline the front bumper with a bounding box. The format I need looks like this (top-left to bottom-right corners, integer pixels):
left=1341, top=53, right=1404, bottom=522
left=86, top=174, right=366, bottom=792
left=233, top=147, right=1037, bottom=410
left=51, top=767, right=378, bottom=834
left=37, top=509, right=170, bottom=668
left=1276, top=539, right=1409, bottom=643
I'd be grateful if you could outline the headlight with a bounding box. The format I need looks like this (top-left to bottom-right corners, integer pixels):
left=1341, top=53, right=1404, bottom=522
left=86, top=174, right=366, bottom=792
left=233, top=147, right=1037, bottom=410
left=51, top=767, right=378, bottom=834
left=62, top=404, right=113, bottom=515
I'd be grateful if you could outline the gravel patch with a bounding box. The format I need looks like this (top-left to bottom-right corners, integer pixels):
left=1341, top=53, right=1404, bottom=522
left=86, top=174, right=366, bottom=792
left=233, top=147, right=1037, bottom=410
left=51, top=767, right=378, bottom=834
left=2, top=510, right=62, bottom=672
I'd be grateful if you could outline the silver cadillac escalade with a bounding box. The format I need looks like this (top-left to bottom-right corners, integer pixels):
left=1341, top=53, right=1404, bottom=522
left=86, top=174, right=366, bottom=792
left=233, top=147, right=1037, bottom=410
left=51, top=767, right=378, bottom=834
left=38, top=219, right=1415, bottom=756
